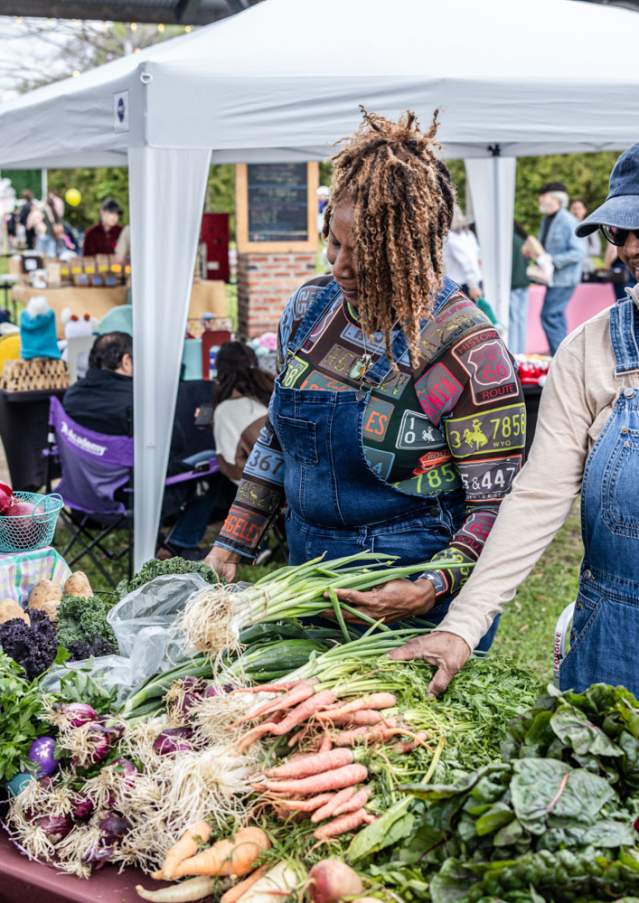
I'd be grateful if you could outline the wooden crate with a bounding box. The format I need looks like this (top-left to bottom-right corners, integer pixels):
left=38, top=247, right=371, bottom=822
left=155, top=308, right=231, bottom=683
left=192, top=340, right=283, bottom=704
left=2, top=358, right=69, bottom=393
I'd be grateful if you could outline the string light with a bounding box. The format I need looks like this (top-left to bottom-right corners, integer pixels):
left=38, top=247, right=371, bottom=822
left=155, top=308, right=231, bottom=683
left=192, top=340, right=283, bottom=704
left=72, top=70, right=81, bottom=77
left=157, top=23, right=165, bottom=32
left=130, top=21, right=138, bottom=31
left=185, top=25, right=193, bottom=32
left=14, top=15, right=22, bottom=23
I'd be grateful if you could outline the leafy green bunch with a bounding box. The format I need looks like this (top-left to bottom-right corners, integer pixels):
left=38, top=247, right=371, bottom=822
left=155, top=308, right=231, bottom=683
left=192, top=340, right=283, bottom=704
left=0, top=651, right=52, bottom=781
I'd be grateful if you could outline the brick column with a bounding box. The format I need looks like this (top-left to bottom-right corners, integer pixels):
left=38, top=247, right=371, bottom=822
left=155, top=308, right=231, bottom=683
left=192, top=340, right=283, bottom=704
left=237, top=251, right=317, bottom=338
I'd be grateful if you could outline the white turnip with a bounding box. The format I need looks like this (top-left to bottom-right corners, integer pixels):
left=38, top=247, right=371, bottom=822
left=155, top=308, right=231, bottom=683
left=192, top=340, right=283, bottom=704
left=308, top=859, right=363, bottom=903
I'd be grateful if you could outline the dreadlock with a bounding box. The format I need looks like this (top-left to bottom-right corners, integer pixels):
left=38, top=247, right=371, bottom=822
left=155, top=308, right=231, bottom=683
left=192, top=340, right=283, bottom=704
left=324, top=107, right=455, bottom=366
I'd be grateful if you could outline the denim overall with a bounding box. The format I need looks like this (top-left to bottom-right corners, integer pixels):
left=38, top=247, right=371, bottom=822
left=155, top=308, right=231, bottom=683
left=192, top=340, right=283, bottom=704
left=560, top=295, right=639, bottom=694
left=271, top=278, right=499, bottom=650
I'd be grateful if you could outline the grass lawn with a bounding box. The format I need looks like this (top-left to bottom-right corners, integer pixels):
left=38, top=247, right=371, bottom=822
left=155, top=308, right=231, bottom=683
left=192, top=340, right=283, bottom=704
left=56, top=504, right=583, bottom=683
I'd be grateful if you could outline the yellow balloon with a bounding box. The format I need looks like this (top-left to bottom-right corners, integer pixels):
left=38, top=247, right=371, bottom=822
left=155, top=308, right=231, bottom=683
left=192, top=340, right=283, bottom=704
left=65, top=188, right=81, bottom=207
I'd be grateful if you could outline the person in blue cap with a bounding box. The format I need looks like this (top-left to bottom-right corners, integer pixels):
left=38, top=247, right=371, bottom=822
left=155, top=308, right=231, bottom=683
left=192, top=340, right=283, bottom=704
left=390, top=144, right=639, bottom=697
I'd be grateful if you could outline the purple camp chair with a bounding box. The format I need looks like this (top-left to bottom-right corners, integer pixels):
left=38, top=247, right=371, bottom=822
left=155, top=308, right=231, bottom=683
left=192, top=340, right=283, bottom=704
left=47, top=396, right=219, bottom=586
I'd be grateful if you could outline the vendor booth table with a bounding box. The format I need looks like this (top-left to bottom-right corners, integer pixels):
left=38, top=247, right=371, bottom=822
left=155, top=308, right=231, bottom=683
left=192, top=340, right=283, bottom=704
left=0, top=388, right=65, bottom=491
left=12, top=281, right=228, bottom=338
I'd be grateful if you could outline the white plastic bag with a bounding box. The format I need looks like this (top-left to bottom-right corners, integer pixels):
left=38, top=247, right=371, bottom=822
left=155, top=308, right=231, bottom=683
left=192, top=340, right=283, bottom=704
left=42, top=573, right=210, bottom=704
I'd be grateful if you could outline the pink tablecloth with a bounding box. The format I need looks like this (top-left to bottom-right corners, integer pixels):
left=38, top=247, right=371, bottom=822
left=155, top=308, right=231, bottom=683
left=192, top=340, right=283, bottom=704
left=526, top=283, right=616, bottom=354
left=0, top=830, right=168, bottom=903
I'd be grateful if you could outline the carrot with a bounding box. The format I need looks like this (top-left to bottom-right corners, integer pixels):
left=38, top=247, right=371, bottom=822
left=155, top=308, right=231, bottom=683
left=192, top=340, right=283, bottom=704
left=320, top=709, right=386, bottom=726
left=310, top=786, right=357, bottom=823
left=332, top=785, right=371, bottom=817
left=274, top=793, right=334, bottom=812
left=287, top=726, right=310, bottom=748
left=174, top=827, right=270, bottom=879
left=241, top=680, right=316, bottom=723
left=220, top=865, right=269, bottom=903
left=313, top=809, right=376, bottom=841
left=269, top=690, right=337, bottom=736
left=262, top=763, right=368, bottom=797
left=392, top=731, right=429, bottom=754
left=319, top=733, right=332, bottom=753
left=331, top=725, right=405, bottom=746
left=162, top=820, right=212, bottom=880
left=315, top=693, right=397, bottom=720
left=136, top=876, right=216, bottom=901
left=235, top=681, right=298, bottom=694
left=238, top=722, right=279, bottom=752
left=265, top=748, right=353, bottom=780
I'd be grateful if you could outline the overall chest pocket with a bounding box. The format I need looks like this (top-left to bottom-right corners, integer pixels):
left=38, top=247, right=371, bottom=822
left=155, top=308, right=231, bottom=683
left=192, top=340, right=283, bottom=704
left=601, top=430, right=639, bottom=539
left=276, top=414, right=319, bottom=465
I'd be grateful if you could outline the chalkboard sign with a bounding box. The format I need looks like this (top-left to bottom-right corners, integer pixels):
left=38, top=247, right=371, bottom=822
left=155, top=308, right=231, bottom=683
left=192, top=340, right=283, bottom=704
left=247, top=163, right=309, bottom=243
left=235, top=162, right=319, bottom=252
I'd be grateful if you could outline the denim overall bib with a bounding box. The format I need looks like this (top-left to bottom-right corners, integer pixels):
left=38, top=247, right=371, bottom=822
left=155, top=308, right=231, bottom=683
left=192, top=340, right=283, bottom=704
left=271, top=279, right=498, bottom=649
left=560, top=296, right=639, bottom=694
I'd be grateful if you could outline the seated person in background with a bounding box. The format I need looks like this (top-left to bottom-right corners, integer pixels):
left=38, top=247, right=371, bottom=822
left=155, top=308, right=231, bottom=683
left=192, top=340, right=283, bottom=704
left=63, top=331, right=133, bottom=435
left=64, top=332, right=235, bottom=559
left=213, top=342, right=275, bottom=483
left=83, top=198, right=123, bottom=257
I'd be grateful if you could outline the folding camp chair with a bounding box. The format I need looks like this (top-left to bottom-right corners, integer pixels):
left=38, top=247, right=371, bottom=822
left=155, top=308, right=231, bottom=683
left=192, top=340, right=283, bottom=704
left=47, top=396, right=220, bottom=586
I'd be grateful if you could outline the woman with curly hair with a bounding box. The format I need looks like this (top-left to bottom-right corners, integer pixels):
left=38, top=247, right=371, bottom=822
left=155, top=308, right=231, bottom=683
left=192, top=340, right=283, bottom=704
left=206, top=109, right=525, bottom=648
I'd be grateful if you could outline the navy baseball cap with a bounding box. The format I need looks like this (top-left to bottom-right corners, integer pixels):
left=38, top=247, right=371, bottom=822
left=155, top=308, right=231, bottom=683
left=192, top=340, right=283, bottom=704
left=576, top=144, right=639, bottom=237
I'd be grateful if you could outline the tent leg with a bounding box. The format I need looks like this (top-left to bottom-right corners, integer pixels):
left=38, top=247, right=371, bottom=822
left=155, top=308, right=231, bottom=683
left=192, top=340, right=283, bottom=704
left=465, top=155, right=516, bottom=344
left=127, top=146, right=212, bottom=572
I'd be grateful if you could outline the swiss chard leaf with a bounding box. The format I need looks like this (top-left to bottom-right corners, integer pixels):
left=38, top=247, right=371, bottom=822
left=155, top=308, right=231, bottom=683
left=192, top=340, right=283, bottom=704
left=550, top=702, right=623, bottom=758
left=347, top=798, right=414, bottom=862
left=510, top=758, right=615, bottom=834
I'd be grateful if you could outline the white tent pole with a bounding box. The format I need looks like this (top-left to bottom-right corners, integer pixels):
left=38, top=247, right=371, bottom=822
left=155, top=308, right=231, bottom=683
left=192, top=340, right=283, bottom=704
left=128, top=146, right=211, bottom=570
left=465, top=153, right=516, bottom=342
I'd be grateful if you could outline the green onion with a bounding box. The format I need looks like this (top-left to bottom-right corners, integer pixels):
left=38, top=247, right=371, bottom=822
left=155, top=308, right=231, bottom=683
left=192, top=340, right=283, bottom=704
left=178, top=551, right=471, bottom=656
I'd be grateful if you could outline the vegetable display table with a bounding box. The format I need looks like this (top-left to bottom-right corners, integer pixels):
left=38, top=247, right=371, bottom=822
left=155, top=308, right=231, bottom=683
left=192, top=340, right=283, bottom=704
left=0, top=547, right=70, bottom=602
left=0, top=830, right=153, bottom=903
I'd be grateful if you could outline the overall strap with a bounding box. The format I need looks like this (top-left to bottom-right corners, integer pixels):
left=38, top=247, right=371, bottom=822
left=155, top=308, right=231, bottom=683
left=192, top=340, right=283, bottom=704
left=610, top=294, right=639, bottom=375
left=284, top=279, right=342, bottom=358
left=362, top=277, right=462, bottom=389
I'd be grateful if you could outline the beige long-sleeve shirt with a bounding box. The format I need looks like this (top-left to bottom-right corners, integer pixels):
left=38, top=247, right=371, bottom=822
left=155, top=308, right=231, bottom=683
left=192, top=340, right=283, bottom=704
left=436, top=288, right=639, bottom=651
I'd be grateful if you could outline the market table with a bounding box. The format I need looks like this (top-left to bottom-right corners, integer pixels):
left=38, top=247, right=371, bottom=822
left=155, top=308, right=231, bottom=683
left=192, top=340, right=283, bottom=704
left=0, top=830, right=163, bottom=903
left=12, top=281, right=228, bottom=338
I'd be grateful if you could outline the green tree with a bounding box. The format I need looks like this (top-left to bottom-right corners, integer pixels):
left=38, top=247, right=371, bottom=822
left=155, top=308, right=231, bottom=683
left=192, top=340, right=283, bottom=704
left=448, top=152, right=616, bottom=235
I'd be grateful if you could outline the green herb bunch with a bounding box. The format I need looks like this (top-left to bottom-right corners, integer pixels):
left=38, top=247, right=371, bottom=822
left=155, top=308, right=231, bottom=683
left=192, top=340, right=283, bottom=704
left=0, top=651, right=52, bottom=781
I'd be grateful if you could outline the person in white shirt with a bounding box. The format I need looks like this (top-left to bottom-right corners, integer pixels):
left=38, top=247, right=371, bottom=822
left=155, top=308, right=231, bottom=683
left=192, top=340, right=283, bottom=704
left=443, top=205, right=482, bottom=300
left=213, top=341, right=274, bottom=484
left=390, top=144, right=639, bottom=699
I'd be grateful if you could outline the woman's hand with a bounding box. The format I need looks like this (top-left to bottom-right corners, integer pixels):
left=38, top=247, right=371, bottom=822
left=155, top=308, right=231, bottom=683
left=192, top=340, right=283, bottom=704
left=204, top=546, right=241, bottom=582
left=389, top=631, right=472, bottom=696
left=330, top=578, right=436, bottom=624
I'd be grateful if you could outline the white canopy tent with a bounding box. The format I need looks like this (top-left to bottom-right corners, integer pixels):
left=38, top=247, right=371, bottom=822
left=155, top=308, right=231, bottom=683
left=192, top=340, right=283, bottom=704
left=1, top=0, right=638, bottom=568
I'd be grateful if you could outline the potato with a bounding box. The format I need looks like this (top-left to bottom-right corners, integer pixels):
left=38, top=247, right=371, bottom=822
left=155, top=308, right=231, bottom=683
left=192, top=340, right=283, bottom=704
left=0, top=598, right=29, bottom=625
left=63, top=571, right=94, bottom=599
left=28, top=579, right=63, bottom=622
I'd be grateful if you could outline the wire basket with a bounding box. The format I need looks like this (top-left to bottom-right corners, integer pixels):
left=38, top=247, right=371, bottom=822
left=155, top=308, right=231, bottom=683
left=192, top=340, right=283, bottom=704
left=0, top=492, right=64, bottom=554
